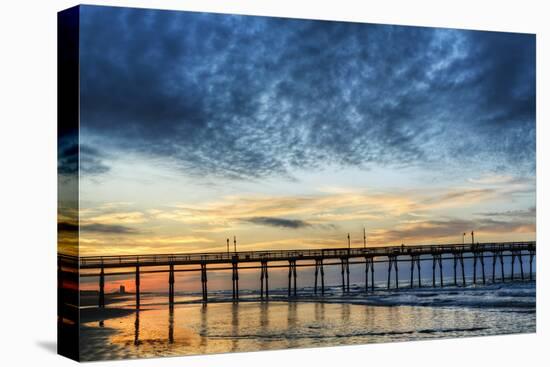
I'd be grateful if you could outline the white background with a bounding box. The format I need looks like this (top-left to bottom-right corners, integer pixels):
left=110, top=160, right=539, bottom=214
left=0, top=0, right=547, bottom=366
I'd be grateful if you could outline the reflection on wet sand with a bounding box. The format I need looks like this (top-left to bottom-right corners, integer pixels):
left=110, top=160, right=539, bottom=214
left=168, top=308, right=174, bottom=344
left=80, top=288, right=536, bottom=362
left=200, top=305, right=208, bottom=351
left=134, top=310, right=140, bottom=346
left=287, top=302, right=298, bottom=348
left=231, top=303, right=239, bottom=352
left=259, top=302, right=269, bottom=350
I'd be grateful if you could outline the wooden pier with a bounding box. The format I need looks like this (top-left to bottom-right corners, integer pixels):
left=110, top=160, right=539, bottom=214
left=58, top=241, right=536, bottom=308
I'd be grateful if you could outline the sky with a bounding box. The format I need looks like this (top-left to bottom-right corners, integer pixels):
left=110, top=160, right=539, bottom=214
left=60, top=5, right=536, bottom=263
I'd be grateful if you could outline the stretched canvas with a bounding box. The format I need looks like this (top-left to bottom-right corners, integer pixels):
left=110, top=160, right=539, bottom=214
left=58, top=4, right=536, bottom=362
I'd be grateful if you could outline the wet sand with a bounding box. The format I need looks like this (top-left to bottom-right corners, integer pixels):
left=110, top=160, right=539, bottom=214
left=79, top=281, right=536, bottom=361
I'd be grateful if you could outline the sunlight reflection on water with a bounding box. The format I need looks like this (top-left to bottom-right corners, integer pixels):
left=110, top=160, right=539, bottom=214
left=80, top=286, right=535, bottom=361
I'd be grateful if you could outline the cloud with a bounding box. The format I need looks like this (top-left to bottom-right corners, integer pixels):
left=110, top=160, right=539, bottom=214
left=58, top=142, right=110, bottom=176
left=58, top=221, right=141, bottom=235
left=58, top=140, right=78, bottom=175
left=244, top=216, right=311, bottom=229
left=58, top=221, right=78, bottom=233
left=80, top=145, right=110, bottom=175
left=81, top=223, right=141, bottom=234
left=149, top=190, right=416, bottom=230
left=83, top=211, right=147, bottom=225
left=370, top=217, right=535, bottom=244
left=477, top=206, right=536, bottom=219
left=78, top=6, right=535, bottom=180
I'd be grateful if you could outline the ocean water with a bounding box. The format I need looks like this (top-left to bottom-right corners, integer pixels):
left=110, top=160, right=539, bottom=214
left=80, top=280, right=536, bottom=361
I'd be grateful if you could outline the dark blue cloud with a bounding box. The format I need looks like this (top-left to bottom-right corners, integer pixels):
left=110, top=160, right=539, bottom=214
left=58, top=222, right=140, bottom=234
left=58, top=141, right=110, bottom=175
left=245, top=217, right=311, bottom=229
left=78, top=5, right=535, bottom=179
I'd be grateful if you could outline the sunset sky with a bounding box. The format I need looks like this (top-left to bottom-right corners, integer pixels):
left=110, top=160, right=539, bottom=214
left=69, top=6, right=535, bottom=259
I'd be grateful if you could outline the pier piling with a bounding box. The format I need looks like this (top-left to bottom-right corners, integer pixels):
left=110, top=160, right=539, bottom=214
left=410, top=254, right=420, bottom=288
left=288, top=259, right=297, bottom=297
left=168, top=263, right=175, bottom=308
left=387, top=255, right=398, bottom=289
left=453, top=253, right=458, bottom=286
left=499, top=251, right=505, bottom=281
left=432, top=253, right=443, bottom=287
left=480, top=251, right=486, bottom=285
left=493, top=251, right=497, bottom=283
left=529, top=249, right=535, bottom=280
left=473, top=251, right=478, bottom=284
left=346, top=258, right=351, bottom=292
left=511, top=251, right=516, bottom=281
left=365, top=257, right=372, bottom=292
left=260, top=260, right=269, bottom=299
left=459, top=253, right=466, bottom=286
left=321, top=259, right=326, bottom=295
left=341, top=258, right=346, bottom=293
left=340, top=257, right=350, bottom=293
left=315, top=258, right=323, bottom=295
left=135, top=265, right=140, bottom=309
left=395, top=256, right=399, bottom=289
left=99, top=266, right=105, bottom=308
left=517, top=251, right=524, bottom=280
left=293, top=260, right=297, bottom=296
left=232, top=259, right=239, bottom=301
left=388, top=256, right=393, bottom=289
left=200, top=263, right=208, bottom=303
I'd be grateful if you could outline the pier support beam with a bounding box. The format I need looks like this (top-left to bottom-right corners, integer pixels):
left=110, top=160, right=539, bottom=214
left=511, top=250, right=524, bottom=281
left=410, top=254, right=421, bottom=288
left=432, top=253, right=443, bottom=287
left=395, top=256, right=399, bottom=288
left=371, top=257, right=375, bottom=291
left=518, top=251, right=524, bottom=280
left=260, top=260, right=269, bottom=300
left=473, top=251, right=477, bottom=284
left=135, top=265, right=140, bottom=309
left=288, top=259, right=297, bottom=297
left=200, top=263, right=208, bottom=303
left=387, top=255, right=398, bottom=289
left=473, top=250, right=485, bottom=284
left=232, top=260, right=239, bottom=301
left=99, top=266, right=105, bottom=308
left=314, top=258, right=324, bottom=295
left=340, top=257, right=350, bottom=293
left=453, top=253, right=459, bottom=286
left=511, top=251, right=516, bottom=281
left=493, top=249, right=505, bottom=282
left=168, top=264, right=175, bottom=308
left=480, top=251, right=486, bottom=284
left=346, top=257, right=350, bottom=293
left=365, top=257, right=375, bottom=292
left=493, top=251, right=498, bottom=283
left=499, top=251, right=505, bottom=281
left=529, top=249, right=535, bottom=280
left=340, top=257, right=349, bottom=293
left=459, top=252, right=466, bottom=286
left=321, top=259, right=326, bottom=295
